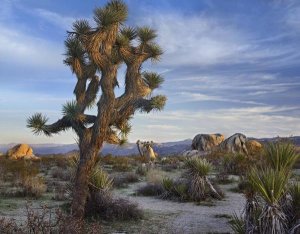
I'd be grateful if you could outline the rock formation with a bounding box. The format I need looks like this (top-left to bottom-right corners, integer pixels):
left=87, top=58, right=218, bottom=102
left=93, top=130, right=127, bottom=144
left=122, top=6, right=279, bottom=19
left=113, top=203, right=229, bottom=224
left=246, top=140, right=262, bottom=153
left=7, top=144, right=39, bottom=160
left=191, top=133, right=225, bottom=152
left=218, top=133, right=248, bottom=154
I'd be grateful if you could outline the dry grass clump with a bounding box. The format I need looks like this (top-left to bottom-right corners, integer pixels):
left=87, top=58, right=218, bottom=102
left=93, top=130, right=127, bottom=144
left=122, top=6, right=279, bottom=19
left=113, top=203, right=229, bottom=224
left=136, top=183, right=164, bottom=196
left=52, top=183, right=67, bottom=201
left=135, top=164, right=148, bottom=176
left=20, top=176, right=47, bottom=198
left=85, top=192, right=143, bottom=221
left=0, top=204, right=102, bottom=234
left=100, top=154, right=132, bottom=171
left=160, top=156, right=186, bottom=171
left=0, top=158, right=40, bottom=181
left=51, top=167, right=71, bottom=181
left=0, top=158, right=47, bottom=198
left=146, top=169, right=167, bottom=184
left=112, top=172, right=139, bottom=188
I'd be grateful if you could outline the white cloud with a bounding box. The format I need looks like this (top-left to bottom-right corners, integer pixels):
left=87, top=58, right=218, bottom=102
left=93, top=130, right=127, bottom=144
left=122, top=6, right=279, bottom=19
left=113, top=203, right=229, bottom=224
left=35, top=9, right=75, bottom=30
left=140, top=13, right=246, bottom=67
left=137, top=11, right=300, bottom=69
left=174, top=92, right=264, bottom=105
left=0, top=24, right=64, bottom=69
left=129, top=105, right=300, bottom=142
left=285, top=5, right=300, bottom=31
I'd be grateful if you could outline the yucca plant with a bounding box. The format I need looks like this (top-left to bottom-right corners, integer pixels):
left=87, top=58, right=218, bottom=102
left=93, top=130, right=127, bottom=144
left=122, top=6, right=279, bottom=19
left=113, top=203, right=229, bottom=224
left=264, top=142, right=299, bottom=172
left=185, top=158, right=222, bottom=201
left=287, top=183, right=300, bottom=231
left=161, top=177, right=174, bottom=199
left=229, top=213, right=245, bottom=234
left=242, top=180, right=260, bottom=233
left=248, top=167, right=289, bottom=234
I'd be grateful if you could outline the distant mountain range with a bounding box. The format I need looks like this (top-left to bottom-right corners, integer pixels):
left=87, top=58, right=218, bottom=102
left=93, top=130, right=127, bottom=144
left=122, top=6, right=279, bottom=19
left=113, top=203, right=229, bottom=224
left=0, top=136, right=299, bottom=156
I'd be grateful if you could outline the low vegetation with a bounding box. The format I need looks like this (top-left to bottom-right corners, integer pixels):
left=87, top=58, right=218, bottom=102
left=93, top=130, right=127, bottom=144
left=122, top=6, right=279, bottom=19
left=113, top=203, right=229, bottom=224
left=230, top=142, right=300, bottom=234
left=0, top=141, right=299, bottom=233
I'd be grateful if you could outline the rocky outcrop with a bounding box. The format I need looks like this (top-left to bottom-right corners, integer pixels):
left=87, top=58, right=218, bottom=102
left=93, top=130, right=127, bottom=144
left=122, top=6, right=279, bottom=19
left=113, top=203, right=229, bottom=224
left=191, top=133, right=225, bottom=152
left=7, top=144, right=39, bottom=160
left=246, top=140, right=262, bottom=153
left=218, top=133, right=248, bottom=154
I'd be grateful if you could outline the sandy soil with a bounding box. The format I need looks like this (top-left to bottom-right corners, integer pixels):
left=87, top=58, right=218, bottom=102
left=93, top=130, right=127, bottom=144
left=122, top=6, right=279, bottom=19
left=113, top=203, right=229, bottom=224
left=115, top=182, right=245, bottom=234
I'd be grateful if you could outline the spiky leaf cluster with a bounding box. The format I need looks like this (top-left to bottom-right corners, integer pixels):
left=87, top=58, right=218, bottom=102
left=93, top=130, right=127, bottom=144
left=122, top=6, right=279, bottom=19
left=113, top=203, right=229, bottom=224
left=27, top=113, right=49, bottom=136
left=62, top=100, right=83, bottom=122
left=143, top=72, right=164, bottom=90
left=248, top=167, right=288, bottom=205
left=72, top=20, right=91, bottom=35
left=137, top=27, right=157, bottom=43
left=93, top=0, right=128, bottom=27
left=264, top=142, right=299, bottom=171
left=185, top=158, right=212, bottom=177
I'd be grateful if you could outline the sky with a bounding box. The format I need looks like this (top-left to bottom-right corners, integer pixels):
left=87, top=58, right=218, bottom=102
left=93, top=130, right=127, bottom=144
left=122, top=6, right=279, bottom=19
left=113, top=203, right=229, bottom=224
left=0, top=0, right=300, bottom=144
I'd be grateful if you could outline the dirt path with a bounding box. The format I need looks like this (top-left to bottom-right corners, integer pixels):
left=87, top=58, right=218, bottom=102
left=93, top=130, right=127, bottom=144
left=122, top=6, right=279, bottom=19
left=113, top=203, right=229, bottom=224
left=115, top=182, right=245, bottom=234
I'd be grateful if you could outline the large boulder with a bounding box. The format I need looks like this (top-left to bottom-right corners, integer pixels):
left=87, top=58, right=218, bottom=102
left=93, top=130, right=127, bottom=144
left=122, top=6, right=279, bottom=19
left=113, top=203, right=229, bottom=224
left=7, top=144, right=39, bottom=160
left=218, top=133, right=248, bottom=154
left=191, top=133, right=225, bottom=152
left=246, top=140, right=262, bottom=153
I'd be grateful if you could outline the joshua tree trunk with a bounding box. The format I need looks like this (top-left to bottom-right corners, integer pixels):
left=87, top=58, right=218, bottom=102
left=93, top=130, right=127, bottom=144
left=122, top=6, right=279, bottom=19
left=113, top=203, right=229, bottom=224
left=71, top=144, right=99, bottom=218
left=27, top=0, right=166, bottom=219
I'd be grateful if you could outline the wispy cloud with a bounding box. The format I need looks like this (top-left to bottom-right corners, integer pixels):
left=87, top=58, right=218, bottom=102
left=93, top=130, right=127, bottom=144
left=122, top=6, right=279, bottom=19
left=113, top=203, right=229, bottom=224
left=138, top=10, right=300, bottom=70
left=34, top=8, right=75, bottom=30
left=0, top=24, right=64, bottom=69
left=131, top=105, right=300, bottom=142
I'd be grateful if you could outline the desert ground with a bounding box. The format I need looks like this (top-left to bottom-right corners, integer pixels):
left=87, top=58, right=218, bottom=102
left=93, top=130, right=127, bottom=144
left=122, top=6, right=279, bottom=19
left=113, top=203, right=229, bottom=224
left=0, top=145, right=299, bottom=233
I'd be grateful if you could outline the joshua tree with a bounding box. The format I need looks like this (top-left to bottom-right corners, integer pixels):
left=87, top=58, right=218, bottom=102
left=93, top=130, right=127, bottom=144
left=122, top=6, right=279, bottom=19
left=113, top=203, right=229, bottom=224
left=27, top=0, right=166, bottom=218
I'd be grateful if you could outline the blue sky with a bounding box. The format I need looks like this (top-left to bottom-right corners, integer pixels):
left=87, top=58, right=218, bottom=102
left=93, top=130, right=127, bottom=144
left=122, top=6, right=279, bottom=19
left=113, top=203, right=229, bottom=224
left=0, top=0, right=300, bottom=144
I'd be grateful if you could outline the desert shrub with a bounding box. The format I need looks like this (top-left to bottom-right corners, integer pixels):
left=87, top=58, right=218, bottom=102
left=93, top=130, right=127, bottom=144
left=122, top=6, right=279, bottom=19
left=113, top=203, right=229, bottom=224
left=112, top=172, right=139, bottom=188
left=135, top=164, right=148, bottom=176
left=52, top=184, right=67, bottom=201
left=205, top=151, right=226, bottom=167
left=221, top=153, right=250, bottom=175
left=21, top=176, right=47, bottom=198
left=161, top=163, right=179, bottom=172
left=214, top=173, right=236, bottom=184
left=0, top=204, right=102, bottom=234
left=51, top=167, right=71, bottom=181
left=161, top=178, right=189, bottom=201
left=136, top=183, right=164, bottom=196
left=0, top=158, right=40, bottom=182
left=85, top=192, right=143, bottom=221
left=0, top=218, right=24, bottom=234
left=100, top=155, right=132, bottom=172
left=146, top=169, right=167, bottom=184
